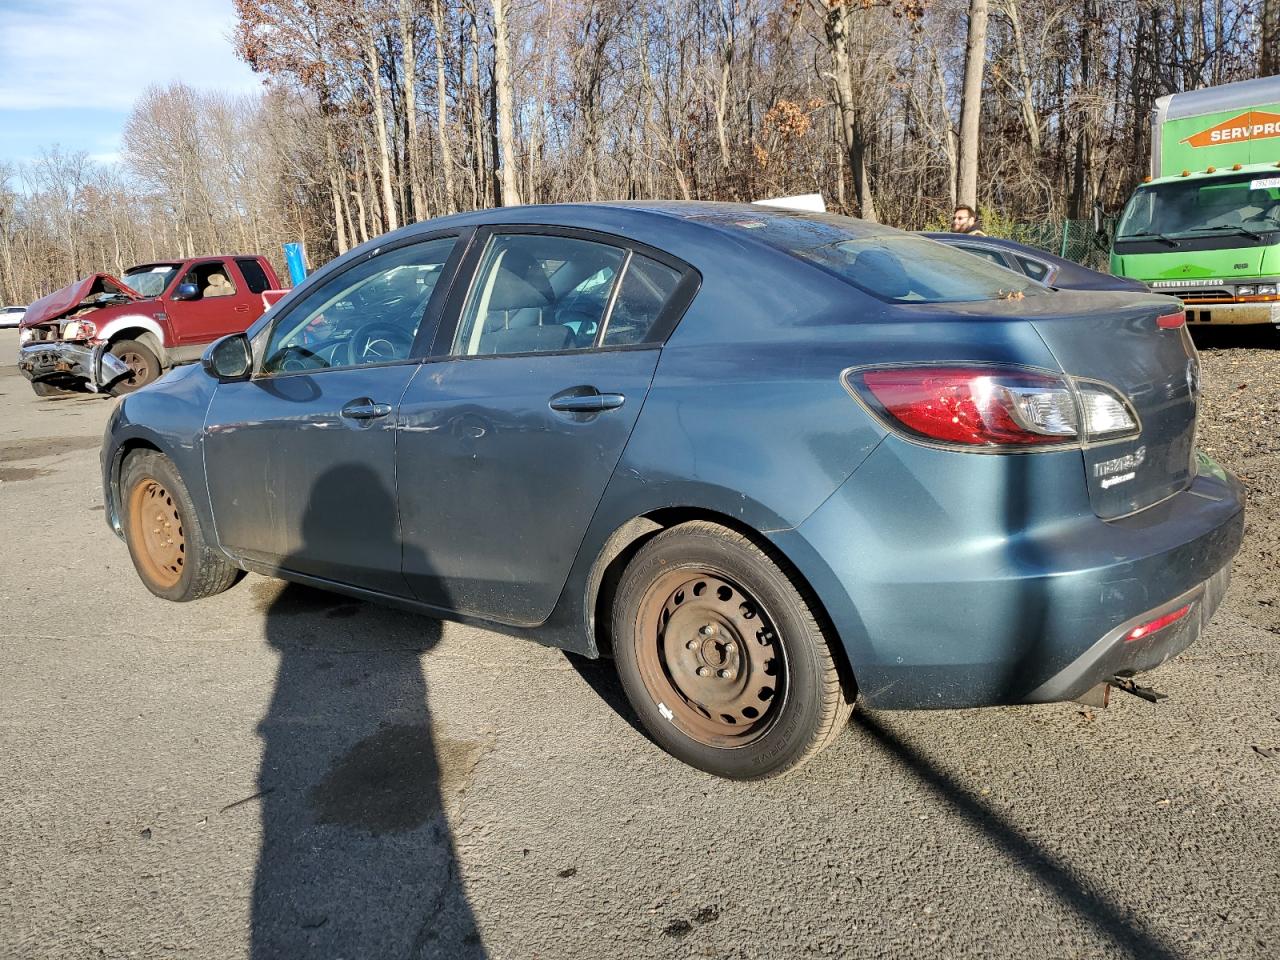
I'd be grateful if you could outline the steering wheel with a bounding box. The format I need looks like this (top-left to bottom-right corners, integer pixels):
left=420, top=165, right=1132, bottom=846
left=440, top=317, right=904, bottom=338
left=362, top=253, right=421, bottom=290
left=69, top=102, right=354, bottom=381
left=266, top=344, right=327, bottom=373
left=345, top=321, right=415, bottom=366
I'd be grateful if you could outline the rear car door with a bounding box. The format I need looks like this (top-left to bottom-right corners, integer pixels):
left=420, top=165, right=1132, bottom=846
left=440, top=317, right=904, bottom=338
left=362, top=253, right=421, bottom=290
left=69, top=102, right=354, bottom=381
left=396, top=226, right=699, bottom=624
left=202, top=233, right=468, bottom=594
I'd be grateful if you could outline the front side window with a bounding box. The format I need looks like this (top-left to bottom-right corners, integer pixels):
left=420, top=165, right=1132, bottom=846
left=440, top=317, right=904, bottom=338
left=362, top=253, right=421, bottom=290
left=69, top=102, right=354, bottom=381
left=259, top=237, right=455, bottom=375
left=452, top=234, right=626, bottom=356
left=183, top=262, right=238, bottom=299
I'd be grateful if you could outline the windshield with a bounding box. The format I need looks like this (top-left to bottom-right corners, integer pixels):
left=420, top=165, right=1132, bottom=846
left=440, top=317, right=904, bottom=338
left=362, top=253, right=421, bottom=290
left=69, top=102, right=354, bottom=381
left=122, top=265, right=180, bottom=298
left=1117, top=173, right=1280, bottom=238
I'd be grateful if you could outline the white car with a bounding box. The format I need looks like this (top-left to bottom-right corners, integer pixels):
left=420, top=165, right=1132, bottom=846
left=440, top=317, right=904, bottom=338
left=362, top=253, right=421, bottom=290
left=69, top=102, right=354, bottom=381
left=0, top=305, right=26, bottom=329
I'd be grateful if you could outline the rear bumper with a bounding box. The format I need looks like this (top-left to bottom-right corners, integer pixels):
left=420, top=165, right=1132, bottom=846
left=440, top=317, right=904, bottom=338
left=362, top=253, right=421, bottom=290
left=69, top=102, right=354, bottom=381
left=17, top=340, right=129, bottom=392
left=1185, top=301, right=1280, bottom=325
left=774, top=441, right=1245, bottom=710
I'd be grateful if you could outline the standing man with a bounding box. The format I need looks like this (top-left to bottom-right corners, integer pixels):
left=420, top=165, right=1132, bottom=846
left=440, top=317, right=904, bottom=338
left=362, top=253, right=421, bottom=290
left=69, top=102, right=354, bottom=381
left=951, top=205, right=987, bottom=235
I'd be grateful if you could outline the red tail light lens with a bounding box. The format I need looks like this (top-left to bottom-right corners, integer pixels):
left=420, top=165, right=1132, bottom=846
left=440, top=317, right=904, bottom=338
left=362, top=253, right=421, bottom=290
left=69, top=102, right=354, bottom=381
left=847, top=365, right=1140, bottom=449
left=851, top=367, right=1079, bottom=447
left=1156, top=310, right=1186, bottom=329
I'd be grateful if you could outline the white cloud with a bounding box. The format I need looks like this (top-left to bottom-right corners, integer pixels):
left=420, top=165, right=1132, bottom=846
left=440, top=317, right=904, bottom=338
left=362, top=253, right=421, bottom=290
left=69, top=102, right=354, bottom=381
left=0, top=0, right=262, bottom=111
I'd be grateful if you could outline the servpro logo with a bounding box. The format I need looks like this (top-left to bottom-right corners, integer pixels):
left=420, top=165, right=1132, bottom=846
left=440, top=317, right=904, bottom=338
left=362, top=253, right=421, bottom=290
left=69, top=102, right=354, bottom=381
left=1181, top=110, right=1280, bottom=148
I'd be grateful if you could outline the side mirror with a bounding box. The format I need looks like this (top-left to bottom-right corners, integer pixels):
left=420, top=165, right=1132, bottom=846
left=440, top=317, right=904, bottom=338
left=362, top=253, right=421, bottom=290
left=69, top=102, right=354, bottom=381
left=202, top=333, right=252, bottom=381
left=172, top=282, right=200, bottom=301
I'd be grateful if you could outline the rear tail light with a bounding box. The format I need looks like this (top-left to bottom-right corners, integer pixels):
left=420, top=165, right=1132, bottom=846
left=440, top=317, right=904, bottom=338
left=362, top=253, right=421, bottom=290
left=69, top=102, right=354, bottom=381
left=846, top=365, right=1138, bottom=450
left=1155, top=310, right=1185, bottom=329
left=1125, top=603, right=1192, bottom=642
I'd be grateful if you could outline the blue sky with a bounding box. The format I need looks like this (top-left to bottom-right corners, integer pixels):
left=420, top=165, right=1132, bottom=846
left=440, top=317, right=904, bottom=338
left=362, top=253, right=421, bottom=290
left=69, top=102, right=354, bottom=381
left=0, top=0, right=263, bottom=167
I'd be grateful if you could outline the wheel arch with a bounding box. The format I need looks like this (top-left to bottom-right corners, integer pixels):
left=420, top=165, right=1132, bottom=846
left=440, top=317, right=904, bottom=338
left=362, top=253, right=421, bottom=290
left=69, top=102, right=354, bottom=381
left=98, top=315, right=167, bottom=366
left=107, top=436, right=164, bottom=537
left=583, top=506, right=860, bottom=703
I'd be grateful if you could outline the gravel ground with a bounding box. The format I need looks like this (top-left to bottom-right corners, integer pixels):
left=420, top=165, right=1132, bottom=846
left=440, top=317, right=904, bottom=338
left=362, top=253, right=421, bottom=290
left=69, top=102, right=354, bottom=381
left=0, top=326, right=1277, bottom=960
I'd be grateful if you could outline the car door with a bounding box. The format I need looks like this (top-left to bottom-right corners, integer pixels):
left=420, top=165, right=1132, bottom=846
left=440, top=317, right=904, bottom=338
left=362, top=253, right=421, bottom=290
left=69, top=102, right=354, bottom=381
left=396, top=227, right=699, bottom=625
left=163, top=260, right=249, bottom=345
left=202, top=232, right=468, bottom=595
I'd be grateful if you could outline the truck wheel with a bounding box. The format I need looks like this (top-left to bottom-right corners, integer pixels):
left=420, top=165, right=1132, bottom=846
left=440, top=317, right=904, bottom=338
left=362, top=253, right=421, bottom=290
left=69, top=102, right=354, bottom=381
left=121, top=450, right=242, bottom=602
left=31, top=381, right=76, bottom=398
left=611, top=521, right=854, bottom=780
left=107, top=339, right=161, bottom=396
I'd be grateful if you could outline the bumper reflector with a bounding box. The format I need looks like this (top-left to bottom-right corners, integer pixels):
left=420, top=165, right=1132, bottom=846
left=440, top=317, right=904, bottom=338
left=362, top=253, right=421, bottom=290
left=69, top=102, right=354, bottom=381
left=1125, top=603, right=1192, bottom=643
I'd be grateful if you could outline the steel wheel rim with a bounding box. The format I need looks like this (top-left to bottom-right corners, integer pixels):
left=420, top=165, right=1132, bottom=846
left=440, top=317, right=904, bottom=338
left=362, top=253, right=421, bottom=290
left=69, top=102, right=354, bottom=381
left=634, top=569, right=786, bottom=748
left=118, top=351, right=147, bottom=384
left=127, top=477, right=185, bottom=588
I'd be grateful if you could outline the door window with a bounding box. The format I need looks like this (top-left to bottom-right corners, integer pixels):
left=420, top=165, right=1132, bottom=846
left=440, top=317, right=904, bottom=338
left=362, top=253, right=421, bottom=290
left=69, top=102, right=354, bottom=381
left=259, top=237, right=456, bottom=375
left=452, top=234, right=626, bottom=356
left=954, top=244, right=1012, bottom=270
left=182, top=262, right=238, bottom=299
left=601, top=254, right=683, bottom=347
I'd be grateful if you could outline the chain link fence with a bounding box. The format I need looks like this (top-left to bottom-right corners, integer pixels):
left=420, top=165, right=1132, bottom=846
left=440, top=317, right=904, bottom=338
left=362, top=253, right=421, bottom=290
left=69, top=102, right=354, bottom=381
left=988, top=218, right=1118, bottom=271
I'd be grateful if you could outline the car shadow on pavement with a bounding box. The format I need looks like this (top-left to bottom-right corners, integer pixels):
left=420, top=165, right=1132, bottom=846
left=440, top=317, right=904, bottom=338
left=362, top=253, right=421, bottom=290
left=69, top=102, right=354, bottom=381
left=850, top=711, right=1182, bottom=960
left=252, top=463, right=486, bottom=959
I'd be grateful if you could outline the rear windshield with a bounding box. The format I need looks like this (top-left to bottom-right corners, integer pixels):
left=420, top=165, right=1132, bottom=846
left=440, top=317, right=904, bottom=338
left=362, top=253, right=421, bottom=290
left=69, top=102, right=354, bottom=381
left=700, top=212, right=1040, bottom=303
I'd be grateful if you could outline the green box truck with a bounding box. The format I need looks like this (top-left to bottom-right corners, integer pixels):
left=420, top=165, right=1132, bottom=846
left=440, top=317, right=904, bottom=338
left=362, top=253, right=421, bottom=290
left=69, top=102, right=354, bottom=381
left=1111, top=74, right=1280, bottom=326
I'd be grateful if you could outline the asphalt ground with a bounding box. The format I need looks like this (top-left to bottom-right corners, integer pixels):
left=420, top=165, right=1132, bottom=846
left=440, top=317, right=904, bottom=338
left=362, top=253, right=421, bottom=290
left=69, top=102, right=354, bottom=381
left=0, top=326, right=1277, bottom=960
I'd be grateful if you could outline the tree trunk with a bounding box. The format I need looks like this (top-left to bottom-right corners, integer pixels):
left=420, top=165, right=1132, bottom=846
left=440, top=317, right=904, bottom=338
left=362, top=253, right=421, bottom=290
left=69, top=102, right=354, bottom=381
left=1264, top=0, right=1280, bottom=76
left=400, top=0, right=426, bottom=221
left=827, top=4, right=878, bottom=221
left=957, top=0, right=989, bottom=209
left=491, top=0, right=522, bottom=206
left=362, top=31, right=399, bottom=231
left=432, top=0, right=457, bottom=213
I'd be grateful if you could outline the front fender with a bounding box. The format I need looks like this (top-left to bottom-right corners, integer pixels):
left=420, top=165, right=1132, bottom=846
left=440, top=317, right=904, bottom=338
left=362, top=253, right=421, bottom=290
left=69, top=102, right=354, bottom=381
left=102, top=364, right=223, bottom=555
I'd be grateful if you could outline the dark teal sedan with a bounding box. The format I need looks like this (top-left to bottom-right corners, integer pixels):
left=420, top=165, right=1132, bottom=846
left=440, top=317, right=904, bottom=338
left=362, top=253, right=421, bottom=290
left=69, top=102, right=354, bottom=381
left=101, top=203, right=1243, bottom=779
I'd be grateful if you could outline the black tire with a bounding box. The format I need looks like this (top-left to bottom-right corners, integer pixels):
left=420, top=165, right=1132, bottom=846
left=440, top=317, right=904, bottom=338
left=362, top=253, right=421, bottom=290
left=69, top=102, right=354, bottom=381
left=612, top=521, right=854, bottom=779
left=121, top=450, right=242, bottom=602
left=107, top=339, right=161, bottom=396
left=31, top=381, right=77, bottom=398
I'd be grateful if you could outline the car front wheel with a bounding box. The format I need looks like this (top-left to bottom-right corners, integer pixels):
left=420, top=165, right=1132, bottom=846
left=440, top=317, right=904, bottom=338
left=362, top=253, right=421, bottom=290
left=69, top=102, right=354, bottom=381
left=612, top=521, right=854, bottom=779
left=121, top=450, right=242, bottom=602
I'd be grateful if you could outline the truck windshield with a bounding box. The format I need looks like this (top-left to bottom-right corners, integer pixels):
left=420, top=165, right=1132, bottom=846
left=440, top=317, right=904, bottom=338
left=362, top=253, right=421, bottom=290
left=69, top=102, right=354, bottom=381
left=1117, top=173, right=1280, bottom=239
left=122, top=265, right=180, bottom=298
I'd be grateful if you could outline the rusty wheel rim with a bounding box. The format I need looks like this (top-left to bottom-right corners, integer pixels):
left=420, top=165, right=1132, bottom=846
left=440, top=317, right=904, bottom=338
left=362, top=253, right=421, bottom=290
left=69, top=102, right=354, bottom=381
left=127, top=477, right=185, bottom=588
left=634, top=570, right=785, bottom=748
left=117, top=351, right=148, bottom=385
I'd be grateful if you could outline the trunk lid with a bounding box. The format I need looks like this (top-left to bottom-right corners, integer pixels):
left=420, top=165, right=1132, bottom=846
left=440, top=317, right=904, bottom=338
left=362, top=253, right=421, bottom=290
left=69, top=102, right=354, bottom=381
left=1025, top=290, right=1198, bottom=518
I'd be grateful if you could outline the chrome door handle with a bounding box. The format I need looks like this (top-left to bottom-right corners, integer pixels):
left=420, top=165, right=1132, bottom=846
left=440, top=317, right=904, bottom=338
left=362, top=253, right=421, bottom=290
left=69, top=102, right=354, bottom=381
left=549, top=393, right=625, bottom=413
left=340, top=399, right=393, bottom=420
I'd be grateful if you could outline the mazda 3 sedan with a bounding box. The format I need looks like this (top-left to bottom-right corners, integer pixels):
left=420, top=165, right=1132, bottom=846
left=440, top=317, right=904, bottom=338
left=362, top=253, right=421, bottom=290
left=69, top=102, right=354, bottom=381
left=101, top=202, right=1243, bottom=779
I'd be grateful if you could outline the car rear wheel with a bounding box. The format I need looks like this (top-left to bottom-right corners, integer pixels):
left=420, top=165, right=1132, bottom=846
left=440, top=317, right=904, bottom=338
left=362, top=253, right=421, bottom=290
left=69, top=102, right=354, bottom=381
left=122, top=450, right=242, bottom=602
left=612, top=521, right=854, bottom=779
left=107, top=339, right=161, bottom=396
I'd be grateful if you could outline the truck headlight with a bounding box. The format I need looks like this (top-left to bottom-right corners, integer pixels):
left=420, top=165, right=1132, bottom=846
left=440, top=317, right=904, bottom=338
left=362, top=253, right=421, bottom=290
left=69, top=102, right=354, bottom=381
left=1257, top=284, right=1277, bottom=296
left=1236, top=285, right=1256, bottom=297
left=19, top=327, right=33, bottom=344
left=63, top=319, right=97, bottom=341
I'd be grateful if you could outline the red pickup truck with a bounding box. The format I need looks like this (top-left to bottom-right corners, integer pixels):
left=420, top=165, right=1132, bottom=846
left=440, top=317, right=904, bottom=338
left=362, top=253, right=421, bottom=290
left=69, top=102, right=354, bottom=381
left=17, top=255, right=281, bottom=397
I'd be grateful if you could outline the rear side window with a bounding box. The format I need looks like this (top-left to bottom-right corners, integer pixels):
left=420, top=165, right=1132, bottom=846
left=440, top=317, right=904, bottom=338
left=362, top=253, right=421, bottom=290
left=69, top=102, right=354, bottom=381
left=954, top=244, right=1011, bottom=270
left=236, top=258, right=271, bottom=294
left=602, top=254, right=682, bottom=347
left=1014, top=255, right=1051, bottom=283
